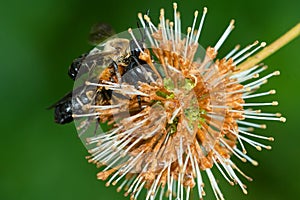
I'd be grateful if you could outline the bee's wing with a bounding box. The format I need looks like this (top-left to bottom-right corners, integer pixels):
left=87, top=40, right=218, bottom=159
left=72, top=50, right=113, bottom=80
left=88, top=23, right=115, bottom=46
left=78, top=38, right=130, bottom=78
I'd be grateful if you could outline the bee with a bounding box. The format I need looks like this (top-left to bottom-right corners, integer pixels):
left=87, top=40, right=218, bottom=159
left=50, top=24, right=157, bottom=126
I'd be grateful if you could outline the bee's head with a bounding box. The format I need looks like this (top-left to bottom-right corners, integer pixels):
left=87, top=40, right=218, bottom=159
left=129, top=39, right=145, bottom=59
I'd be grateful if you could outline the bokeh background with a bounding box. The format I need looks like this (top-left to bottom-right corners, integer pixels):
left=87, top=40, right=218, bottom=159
left=1, top=0, right=299, bottom=199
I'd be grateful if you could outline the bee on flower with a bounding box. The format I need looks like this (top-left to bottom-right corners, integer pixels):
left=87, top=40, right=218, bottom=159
left=51, top=2, right=300, bottom=200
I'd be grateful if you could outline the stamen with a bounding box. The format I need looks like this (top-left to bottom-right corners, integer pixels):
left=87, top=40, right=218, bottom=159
left=89, top=104, right=122, bottom=109
left=189, top=10, right=198, bottom=45
left=230, top=64, right=266, bottom=80
left=128, top=28, right=144, bottom=54
left=138, top=13, right=155, bottom=47
left=239, top=134, right=272, bottom=150
left=234, top=42, right=267, bottom=65
left=143, top=15, right=158, bottom=32
left=134, top=181, right=146, bottom=200
left=228, top=129, right=247, bottom=154
left=212, top=157, right=235, bottom=185
left=168, top=174, right=174, bottom=200
left=186, top=186, right=191, bottom=200
left=165, top=19, right=171, bottom=39
left=72, top=112, right=100, bottom=118
left=214, top=20, right=235, bottom=51
left=243, top=90, right=276, bottom=99
left=117, top=178, right=128, bottom=192
left=244, top=110, right=281, bottom=117
left=169, top=22, right=176, bottom=52
left=228, top=160, right=253, bottom=181
left=109, top=151, right=144, bottom=187
left=194, top=156, right=204, bottom=199
left=225, top=44, right=240, bottom=59
left=238, top=129, right=275, bottom=141
left=237, top=120, right=267, bottom=129
left=225, top=162, right=248, bottom=194
left=187, top=145, right=196, bottom=176
left=169, top=106, right=181, bottom=123
left=176, top=12, right=181, bottom=42
left=240, top=101, right=278, bottom=107
left=219, top=138, right=247, bottom=162
left=234, top=147, right=259, bottom=166
left=173, top=2, right=178, bottom=43
left=184, top=27, right=192, bottom=59
left=160, top=9, right=168, bottom=42
left=159, top=186, right=165, bottom=200
left=231, top=40, right=259, bottom=61
left=206, top=168, right=225, bottom=200
left=242, top=114, right=286, bottom=122
left=194, top=7, right=208, bottom=44
left=244, top=71, right=280, bottom=88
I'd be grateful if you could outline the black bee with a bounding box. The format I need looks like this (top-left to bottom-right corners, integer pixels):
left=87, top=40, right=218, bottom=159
left=50, top=23, right=156, bottom=125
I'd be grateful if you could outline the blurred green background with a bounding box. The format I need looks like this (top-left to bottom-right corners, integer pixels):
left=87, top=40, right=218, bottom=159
left=0, top=0, right=299, bottom=199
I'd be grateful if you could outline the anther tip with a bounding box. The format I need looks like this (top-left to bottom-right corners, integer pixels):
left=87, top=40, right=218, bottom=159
left=274, top=70, right=280, bottom=75
left=256, top=146, right=262, bottom=151
left=245, top=87, right=251, bottom=92
left=203, top=7, right=208, bottom=13
left=144, top=15, right=150, bottom=21
left=261, top=42, right=267, bottom=47
left=252, top=160, right=259, bottom=166
left=243, top=189, right=248, bottom=195
left=280, top=117, right=286, bottom=122
left=261, top=124, right=267, bottom=129
left=272, top=101, right=279, bottom=106
left=266, top=146, right=272, bottom=150
left=253, top=40, right=259, bottom=45
left=269, top=137, right=275, bottom=141
left=173, top=2, right=177, bottom=9
left=269, top=89, right=276, bottom=94
left=194, top=10, right=199, bottom=16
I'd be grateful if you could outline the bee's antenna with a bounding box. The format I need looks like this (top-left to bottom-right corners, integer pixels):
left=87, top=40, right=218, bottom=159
left=136, top=20, right=144, bottom=41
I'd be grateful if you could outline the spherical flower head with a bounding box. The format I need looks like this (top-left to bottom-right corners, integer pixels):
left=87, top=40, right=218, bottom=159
left=71, top=2, right=289, bottom=200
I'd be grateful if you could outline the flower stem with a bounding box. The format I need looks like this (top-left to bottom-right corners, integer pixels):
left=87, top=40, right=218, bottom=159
left=237, top=23, right=300, bottom=71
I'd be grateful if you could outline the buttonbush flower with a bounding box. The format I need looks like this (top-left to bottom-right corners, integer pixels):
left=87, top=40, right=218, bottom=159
left=70, top=2, right=299, bottom=200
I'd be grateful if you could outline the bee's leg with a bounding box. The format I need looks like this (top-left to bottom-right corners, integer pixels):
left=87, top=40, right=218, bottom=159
left=137, top=95, right=142, bottom=110
left=93, top=119, right=100, bottom=136
left=111, top=61, right=122, bottom=87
